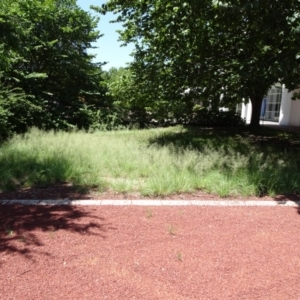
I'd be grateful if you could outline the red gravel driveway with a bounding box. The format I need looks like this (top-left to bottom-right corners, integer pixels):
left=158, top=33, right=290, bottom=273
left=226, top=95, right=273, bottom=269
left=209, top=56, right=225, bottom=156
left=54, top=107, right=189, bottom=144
left=1, top=205, right=300, bottom=300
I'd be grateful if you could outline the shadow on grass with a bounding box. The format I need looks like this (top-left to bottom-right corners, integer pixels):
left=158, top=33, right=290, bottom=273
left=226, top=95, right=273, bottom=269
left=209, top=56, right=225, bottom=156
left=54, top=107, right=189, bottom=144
left=148, top=125, right=300, bottom=154
left=0, top=148, right=103, bottom=196
left=148, top=125, right=300, bottom=201
left=0, top=184, right=100, bottom=200
left=0, top=205, right=116, bottom=260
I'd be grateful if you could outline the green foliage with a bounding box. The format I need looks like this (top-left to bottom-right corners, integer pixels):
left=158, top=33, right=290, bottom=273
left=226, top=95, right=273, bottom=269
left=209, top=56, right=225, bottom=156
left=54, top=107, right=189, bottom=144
left=0, top=79, right=44, bottom=140
left=102, top=66, right=244, bottom=127
left=102, top=67, right=150, bottom=127
left=102, top=66, right=195, bottom=127
left=0, top=0, right=107, bottom=138
left=99, top=0, right=300, bottom=127
left=188, top=110, right=246, bottom=127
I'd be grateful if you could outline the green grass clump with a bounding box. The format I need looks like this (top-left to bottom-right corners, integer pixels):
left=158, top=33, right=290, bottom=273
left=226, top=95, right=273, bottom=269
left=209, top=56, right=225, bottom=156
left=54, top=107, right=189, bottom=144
left=0, top=126, right=300, bottom=197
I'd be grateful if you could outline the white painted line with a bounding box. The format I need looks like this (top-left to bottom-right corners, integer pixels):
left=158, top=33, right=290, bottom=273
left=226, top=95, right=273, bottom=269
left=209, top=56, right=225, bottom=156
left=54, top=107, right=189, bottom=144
left=0, top=200, right=10, bottom=205
left=70, top=200, right=103, bottom=205
left=0, top=199, right=299, bottom=207
left=7, top=200, right=41, bottom=205
left=159, top=200, right=192, bottom=206
left=38, top=200, right=72, bottom=205
left=131, top=200, right=163, bottom=206
left=188, top=200, right=298, bottom=206
left=101, top=200, right=132, bottom=205
left=0, top=200, right=11, bottom=205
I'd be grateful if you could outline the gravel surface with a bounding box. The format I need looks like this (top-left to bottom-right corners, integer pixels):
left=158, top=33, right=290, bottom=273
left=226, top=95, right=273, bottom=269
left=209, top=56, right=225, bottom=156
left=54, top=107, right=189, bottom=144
left=1, top=205, right=300, bottom=299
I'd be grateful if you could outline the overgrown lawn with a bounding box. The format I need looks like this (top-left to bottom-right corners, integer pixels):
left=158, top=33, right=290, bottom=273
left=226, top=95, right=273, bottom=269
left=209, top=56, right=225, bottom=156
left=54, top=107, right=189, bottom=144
left=1, top=126, right=300, bottom=197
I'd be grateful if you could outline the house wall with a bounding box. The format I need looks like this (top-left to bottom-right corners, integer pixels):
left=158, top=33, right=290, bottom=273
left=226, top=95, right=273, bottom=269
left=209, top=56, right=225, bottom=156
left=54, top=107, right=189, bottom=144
left=240, top=86, right=300, bottom=126
left=241, top=100, right=252, bottom=124
left=279, top=87, right=292, bottom=125
left=289, top=98, right=300, bottom=125
left=279, top=87, right=300, bottom=126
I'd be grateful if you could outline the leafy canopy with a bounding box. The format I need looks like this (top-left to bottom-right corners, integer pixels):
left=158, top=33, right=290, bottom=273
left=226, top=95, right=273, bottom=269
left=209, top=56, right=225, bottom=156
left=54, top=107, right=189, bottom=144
left=0, top=0, right=107, bottom=137
left=98, top=0, right=300, bottom=126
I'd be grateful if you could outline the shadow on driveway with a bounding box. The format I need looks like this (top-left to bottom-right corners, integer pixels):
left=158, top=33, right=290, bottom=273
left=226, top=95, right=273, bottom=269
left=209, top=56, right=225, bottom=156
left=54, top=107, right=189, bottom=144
left=0, top=205, right=116, bottom=259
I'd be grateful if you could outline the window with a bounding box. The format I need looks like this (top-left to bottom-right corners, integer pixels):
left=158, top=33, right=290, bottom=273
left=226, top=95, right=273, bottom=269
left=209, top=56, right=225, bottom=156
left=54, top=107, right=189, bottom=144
left=236, top=103, right=242, bottom=114
left=261, top=86, right=282, bottom=121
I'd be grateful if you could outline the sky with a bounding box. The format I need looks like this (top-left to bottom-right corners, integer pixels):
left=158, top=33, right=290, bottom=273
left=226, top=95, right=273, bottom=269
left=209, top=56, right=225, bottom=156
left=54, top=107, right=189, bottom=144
left=77, top=0, right=134, bottom=71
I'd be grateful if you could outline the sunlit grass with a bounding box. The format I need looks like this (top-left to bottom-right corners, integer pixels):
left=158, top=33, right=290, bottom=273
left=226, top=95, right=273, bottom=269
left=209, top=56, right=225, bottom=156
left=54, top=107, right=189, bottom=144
left=0, top=126, right=299, bottom=197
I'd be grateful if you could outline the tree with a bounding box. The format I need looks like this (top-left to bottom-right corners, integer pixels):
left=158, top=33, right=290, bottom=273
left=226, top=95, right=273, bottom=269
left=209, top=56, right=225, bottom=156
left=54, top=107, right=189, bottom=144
left=102, top=66, right=193, bottom=126
left=0, top=0, right=46, bottom=137
left=98, top=0, right=300, bottom=127
left=0, top=0, right=106, bottom=136
left=102, top=67, right=153, bottom=126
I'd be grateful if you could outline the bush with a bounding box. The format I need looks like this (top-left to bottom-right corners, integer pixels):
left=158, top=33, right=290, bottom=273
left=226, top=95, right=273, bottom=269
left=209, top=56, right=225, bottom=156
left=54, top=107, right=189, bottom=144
left=0, top=85, right=43, bottom=140
left=187, top=109, right=245, bottom=126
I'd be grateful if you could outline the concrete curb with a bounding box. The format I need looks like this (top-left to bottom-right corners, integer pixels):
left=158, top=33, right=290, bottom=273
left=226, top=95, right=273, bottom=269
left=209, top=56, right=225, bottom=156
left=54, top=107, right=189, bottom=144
left=0, top=199, right=299, bottom=207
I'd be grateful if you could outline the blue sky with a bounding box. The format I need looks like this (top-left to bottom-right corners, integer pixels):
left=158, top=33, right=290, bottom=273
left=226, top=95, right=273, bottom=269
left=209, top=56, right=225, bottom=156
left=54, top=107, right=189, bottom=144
left=77, top=0, right=134, bottom=70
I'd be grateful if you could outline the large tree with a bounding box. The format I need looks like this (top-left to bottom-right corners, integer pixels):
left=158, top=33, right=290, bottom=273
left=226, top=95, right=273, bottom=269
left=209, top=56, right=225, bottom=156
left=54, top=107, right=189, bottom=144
left=98, top=0, right=300, bottom=126
left=0, top=0, right=106, bottom=136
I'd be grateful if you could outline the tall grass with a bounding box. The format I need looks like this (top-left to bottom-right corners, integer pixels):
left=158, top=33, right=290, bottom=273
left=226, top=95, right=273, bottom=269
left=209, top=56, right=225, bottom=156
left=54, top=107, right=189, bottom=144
left=0, top=126, right=300, bottom=197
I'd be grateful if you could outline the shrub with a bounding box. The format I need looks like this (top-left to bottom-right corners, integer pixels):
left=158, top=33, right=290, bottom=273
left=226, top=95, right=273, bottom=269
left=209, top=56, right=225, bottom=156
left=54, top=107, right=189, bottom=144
left=187, top=109, right=245, bottom=126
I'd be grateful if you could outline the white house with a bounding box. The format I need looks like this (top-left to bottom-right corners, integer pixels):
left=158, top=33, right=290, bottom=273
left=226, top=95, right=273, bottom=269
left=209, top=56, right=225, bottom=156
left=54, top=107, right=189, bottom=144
left=238, top=85, right=300, bottom=126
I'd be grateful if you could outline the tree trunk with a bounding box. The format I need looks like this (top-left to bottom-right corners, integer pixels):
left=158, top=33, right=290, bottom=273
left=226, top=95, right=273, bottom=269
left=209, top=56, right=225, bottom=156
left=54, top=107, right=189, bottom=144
left=210, top=95, right=220, bottom=112
left=250, top=95, right=263, bottom=127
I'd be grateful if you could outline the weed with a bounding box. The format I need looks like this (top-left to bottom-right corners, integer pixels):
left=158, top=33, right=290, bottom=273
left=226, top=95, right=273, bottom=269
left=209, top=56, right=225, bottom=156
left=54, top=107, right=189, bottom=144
left=176, top=251, right=183, bottom=261
left=18, top=235, right=26, bottom=243
left=6, top=229, right=13, bottom=236
left=146, top=208, right=153, bottom=218
left=167, top=225, right=176, bottom=235
left=48, top=226, right=56, bottom=239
